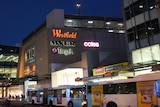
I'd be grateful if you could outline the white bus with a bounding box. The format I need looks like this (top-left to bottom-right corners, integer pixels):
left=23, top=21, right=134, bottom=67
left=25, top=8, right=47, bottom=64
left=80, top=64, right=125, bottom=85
left=26, top=87, right=54, bottom=105
left=49, top=85, right=85, bottom=107
left=83, top=72, right=160, bottom=107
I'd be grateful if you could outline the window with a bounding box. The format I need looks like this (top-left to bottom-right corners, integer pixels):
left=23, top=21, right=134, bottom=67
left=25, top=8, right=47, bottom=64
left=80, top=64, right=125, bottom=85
left=70, top=88, right=83, bottom=98
left=25, top=46, right=35, bottom=63
left=103, top=83, right=136, bottom=94
left=132, top=44, right=160, bottom=64
left=127, top=28, right=136, bottom=42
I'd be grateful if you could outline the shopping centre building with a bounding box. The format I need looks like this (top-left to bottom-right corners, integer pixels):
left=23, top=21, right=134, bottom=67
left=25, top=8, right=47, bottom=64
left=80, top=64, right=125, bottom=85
left=1, top=0, right=160, bottom=101
left=10, top=9, right=127, bottom=97
left=3, top=0, right=160, bottom=99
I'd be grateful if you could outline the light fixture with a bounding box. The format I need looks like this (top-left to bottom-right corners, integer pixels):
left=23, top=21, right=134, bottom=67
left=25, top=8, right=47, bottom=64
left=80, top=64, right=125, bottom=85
left=76, top=3, right=81, bottom=8
left=106, top=22, right=111, bottom=25
left=149, top=6, right=154, bottom=9
left=139, top=5, right=143, bottom=8
left=76, top=3, right=81, bottom=14
left=118, top=30, right=125, bottom=33
left=67, top=19, right=73, bottom=23
left=88, top=20, right=93, bottom=24
left=108, top=30, right=113, bottom=32
left=118, top=23, right=123, bottom=26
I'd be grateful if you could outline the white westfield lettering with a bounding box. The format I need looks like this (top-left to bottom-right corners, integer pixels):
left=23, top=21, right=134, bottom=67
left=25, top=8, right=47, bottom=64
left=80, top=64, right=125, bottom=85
left=50, top=41, right=75, bottom=47
left=51, top=47, right=74, bottom=56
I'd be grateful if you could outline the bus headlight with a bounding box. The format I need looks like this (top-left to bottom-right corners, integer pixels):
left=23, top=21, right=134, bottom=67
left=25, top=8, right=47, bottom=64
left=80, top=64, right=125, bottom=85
left=81, top=100, right=87, bottom=107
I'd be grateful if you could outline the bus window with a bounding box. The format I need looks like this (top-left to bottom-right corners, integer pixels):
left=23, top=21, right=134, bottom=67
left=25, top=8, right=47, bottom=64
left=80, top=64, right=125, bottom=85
left=103, top=83, right=136, bottom=94
left=156, top=80, right=160, bottom=97
left=70, top=88, right=83, bottom=98
left=54, top=90, right=57, bottom=97
left=117, top=83, right=136, bottom=94
left=62, top=89, right=66, bottom=97
left=70, top=90, right=74, bottom=97
left=32, top=91, right=37, bottom=96
left=48, top=89, right=54, bottom=96
left=87, top=86, right=91, bottom=94
left=103, top=84, right=118, bottom=94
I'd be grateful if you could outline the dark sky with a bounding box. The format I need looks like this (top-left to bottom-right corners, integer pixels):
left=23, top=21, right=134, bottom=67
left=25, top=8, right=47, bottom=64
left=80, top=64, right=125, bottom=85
left=0, top=0, right=122, bottom=46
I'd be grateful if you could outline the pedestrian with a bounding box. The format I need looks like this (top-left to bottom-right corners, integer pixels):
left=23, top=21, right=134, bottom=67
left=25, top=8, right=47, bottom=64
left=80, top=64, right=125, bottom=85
left=2, top=98, right=10, bottom=107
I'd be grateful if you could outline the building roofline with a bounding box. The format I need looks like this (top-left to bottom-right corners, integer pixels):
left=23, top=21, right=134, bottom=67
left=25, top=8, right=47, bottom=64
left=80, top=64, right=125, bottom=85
left=23, top=21, right=46, bottom=44
left=23, top=14, right=123, bottom=44
left=64, top=14, right=123, bottom=21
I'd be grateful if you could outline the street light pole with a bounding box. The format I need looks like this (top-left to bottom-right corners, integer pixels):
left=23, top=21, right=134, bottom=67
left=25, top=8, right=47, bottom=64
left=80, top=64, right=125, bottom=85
left=76, top=3, right=81, bottom=15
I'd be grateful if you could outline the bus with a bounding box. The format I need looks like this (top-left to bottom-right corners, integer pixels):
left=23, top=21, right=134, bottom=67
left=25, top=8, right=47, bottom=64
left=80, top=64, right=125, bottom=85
left=82, top=72, right=160, bottom=107
left=26, top=87, right=54, bottom=105
left=48, top=85, right=85, bottom=107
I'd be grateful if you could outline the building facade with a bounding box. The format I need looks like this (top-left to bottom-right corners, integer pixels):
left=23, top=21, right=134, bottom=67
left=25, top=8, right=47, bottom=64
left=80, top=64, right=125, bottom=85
left=0, top=45, right=19, bottom=98
left=122, top=0, right=160, bottom=75
left=17, top=9, right=127, bottom=94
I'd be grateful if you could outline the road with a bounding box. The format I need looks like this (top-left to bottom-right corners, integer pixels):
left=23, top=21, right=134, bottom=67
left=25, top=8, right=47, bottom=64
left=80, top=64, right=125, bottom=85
left=0, top=99, right=54, bottom=107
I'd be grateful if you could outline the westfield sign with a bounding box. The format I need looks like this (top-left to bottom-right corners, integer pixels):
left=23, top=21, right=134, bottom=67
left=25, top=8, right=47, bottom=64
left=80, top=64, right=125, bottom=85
left=52, top=29, right=77, bottom=39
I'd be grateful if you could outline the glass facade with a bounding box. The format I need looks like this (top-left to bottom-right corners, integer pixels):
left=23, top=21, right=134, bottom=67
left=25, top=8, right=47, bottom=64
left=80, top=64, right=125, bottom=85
left=0, top=45, right=19, bottom=85
left=123, top=0, right=160, bottom=67
left=24, top=46, right=36, bottom=76
left=123, top=0, right=160, bottom=50
left=124, top=0, right=157, bottom=20
left=64, top=15, right=125, bottom=33
left=0, top=45, right=19, bottom=98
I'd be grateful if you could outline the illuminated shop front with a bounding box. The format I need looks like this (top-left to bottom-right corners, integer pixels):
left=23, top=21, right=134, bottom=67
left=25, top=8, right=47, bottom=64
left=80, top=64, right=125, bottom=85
left=18, top=9, right=127, bottom=90
left=77, top=62, right=131, bottom=83
left=0, top=45, right=19, bottom=98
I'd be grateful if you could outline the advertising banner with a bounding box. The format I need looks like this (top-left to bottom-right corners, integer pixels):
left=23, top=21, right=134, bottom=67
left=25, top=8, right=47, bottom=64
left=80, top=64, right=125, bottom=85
left=57, top=89, right=62, bottom=104
left=136, top=81, right=158, bottom=107
left=91, top=85, right=103, bottom=106
left=92, top=62, right=128, bottom=76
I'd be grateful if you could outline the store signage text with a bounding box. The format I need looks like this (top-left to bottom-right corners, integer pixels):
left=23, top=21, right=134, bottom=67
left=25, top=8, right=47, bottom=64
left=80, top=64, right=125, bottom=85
left=50, top=41, right=75, bottom=47
left=103, top=72, right=112, bottom=77
left=51, top=47, right=74, bottom=56
left=52, top=29, right=77, bottom=39
left=95, top=67, right=105, bottom=74
left=83, top=41, right=99, bottom=48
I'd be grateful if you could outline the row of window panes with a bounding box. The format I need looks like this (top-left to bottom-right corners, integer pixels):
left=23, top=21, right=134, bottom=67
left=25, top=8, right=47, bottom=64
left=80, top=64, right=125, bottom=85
left=87, top=82, right=136, bottom=94
left=124, top=0, right=156, bottom=20
left=64, top=19, right=125, bottom=33
left=0, top=54, right=19, bottom=63
left=52, top=88, right=83, bottom=98
left=127, top=18, right=160, bottom=42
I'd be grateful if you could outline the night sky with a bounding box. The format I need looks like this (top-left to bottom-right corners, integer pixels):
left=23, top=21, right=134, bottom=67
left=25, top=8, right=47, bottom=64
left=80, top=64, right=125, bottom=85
left=0, top=0, right=122, bottom=46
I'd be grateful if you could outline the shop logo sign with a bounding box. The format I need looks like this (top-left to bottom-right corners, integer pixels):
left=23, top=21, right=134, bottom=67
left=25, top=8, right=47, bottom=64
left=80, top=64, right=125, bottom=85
left=51, top=47, right=74, bottom=56
left=52, top=29, right=77, bottom=39
left=50, top=41, right=75, bottom=47
left=83, top=41, right=99, bottom=48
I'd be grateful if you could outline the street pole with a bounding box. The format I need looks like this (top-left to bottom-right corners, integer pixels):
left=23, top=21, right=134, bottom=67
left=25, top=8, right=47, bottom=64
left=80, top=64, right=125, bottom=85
left=76, top=3, right=81, bottom=15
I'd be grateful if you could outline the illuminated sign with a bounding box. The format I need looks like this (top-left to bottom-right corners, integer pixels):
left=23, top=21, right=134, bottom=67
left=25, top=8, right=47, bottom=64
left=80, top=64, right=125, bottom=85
left=105, top=62, right=128, bottom=72
left=93, top=62, right=128, bottom=76
left=50, top=41, right=75, bottom=47
left=103, top=72, right=112, bottom=77
left=52, top=29, right=77, bottom=39
left=83, top=41, right=99, bottom=48
left=93, top=66, right=105, bottom=76
left=51, top=47, right=74, bottom=56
